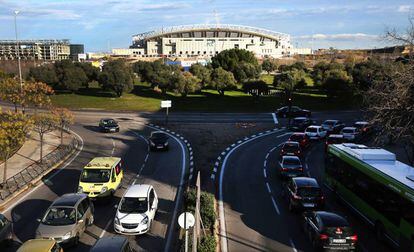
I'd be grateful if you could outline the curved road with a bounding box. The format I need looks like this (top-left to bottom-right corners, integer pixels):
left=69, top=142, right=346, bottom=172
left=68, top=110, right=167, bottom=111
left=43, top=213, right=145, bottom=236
left=219, top=129, right=393, bottom=252
left=2, top=117, right=189, bottom=252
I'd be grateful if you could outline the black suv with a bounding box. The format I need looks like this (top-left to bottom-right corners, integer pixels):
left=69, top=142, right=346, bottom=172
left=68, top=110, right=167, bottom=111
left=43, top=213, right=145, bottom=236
left=90, top=236, right=136, bottom=252
left=290, top=117, right=312, bottom=131
left=276, top=106, right=311, bottom=118
left=284, top=177, right=324, bottom=211
left=99, top=118, right=119, bottom=133
left=149, top=131, right=169, bottom=151
left=303, top=211, right=358, bottom=251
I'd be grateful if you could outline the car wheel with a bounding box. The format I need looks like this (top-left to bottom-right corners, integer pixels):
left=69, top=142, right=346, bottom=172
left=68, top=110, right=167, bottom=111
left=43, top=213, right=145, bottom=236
left=73, top=234, right=80, bottom=246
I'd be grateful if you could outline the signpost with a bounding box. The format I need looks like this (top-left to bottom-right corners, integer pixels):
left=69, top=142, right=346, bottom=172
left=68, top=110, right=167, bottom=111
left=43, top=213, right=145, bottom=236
left=178, top=212, right=195, bottom=252
left=161, top=100, right=172, bottom=125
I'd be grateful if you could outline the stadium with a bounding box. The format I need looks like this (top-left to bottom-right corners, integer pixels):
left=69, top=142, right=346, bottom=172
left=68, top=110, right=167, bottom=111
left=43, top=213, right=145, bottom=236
left=113, top=24, right=310, bottom=59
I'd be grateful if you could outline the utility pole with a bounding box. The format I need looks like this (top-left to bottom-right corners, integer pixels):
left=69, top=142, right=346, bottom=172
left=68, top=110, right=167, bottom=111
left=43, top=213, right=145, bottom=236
left=14, top=10, right=23, bottom=91
left=192, top=171, right=201, bottom=252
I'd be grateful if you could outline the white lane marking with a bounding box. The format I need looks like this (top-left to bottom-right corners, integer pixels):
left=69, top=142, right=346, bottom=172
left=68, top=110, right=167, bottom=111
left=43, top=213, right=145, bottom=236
left=270, top=196, right=280, bottom=215
left=263, top=160, right=267, bottom=167
left=265, top=152, right=270, bottom=159
left=145, top=125, right=188, bottom=252
left=99, top=130, right=149, bottom=239
left=4, top=130, right=84, bottom=214
left=219, top=128, right=285, bottom=252
left=111, top=137, right=115, bottom=156
left=265, top=182, right=272, bottom=193
left=263, top=169, right=267, bottom=178
left=289, top=239, right=298, bottom=252
left=271, top=113, right=278, bottom=124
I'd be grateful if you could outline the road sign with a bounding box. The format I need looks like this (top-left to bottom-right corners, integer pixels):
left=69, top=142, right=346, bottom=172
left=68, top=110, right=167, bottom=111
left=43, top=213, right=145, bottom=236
left=161, top=100, right=172, bottom=108
left=178, top=212, right=195, bottom=230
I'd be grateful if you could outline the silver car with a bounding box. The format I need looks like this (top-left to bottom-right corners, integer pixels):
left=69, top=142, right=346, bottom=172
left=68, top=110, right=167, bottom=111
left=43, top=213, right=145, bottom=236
left=36, top=193, right=94, bottom=246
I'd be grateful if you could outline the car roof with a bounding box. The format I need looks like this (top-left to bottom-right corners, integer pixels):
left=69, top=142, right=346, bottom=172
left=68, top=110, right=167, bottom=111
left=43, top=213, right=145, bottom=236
left=342, top=127, right=357, bottom=130
left=284, top=141, right=299, bottom=146
left=293, top=117, right=307, bottom=120
left=354, top=121, right=369, bottom=124
left=52, top=193, right=86, bottom=207
left=124, top=184, right=151, bottom=198
left=293, top=177, right=319, bottom=187
left=17, top=239, right=56, bottom=252
left=282, top=155, right=300, bottom=161
left=316, top=211, right=349, bottom=227
left=323, top=120, right=339, bottom=123
left=328, top=134, right=343, bottom=138
left=101, top=118, right=115, bottom=121
left=307, top=125, right=321, bottom=129
left=85, top=157, right=121, bottom=169
left=90, top=236, right=128, bottom=252
left=291, top=132, right=305, bottom=136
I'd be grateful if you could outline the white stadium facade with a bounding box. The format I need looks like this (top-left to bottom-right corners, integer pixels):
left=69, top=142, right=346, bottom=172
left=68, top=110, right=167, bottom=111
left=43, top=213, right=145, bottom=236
left=112, top=24, right=311, bottom=59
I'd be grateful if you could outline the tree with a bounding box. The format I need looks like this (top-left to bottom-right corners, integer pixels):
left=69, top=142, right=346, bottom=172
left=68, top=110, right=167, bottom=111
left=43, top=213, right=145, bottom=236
left=51, top=107, right=74, bottom=145
left=32, top=113, right=58, bottom=163
left=242, top=80, right=269, bottom=97
left=385, top=16, right=414, bottom=60
left=28, top=64, right=58, bottom=87
left=0, top=111, right=32, bottom=184
left=262, top=59, right=277, bottom=74
left=0, top=78, right=23, bottom=112
left=189, top=63, right=211, bottom=88
left=174, top=72, right=201, bottom=97
left=211, top=49, right=260, bottom=82
left=75, top=62, right=99, bottom=83
left=322, top=68, right=353, bottom=98
left=98, top=60, right=134, bottom=97
left=210, top=67, right=237, bottom=96
left=23, top=81, right=54, bottom=112
left=54, top=60, right=88, bottom=91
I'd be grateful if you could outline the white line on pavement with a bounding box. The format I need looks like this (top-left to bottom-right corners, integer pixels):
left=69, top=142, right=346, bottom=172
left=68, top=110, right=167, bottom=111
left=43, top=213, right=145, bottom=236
left=219, top=128, right=285, bottom=252
left=270, top=196, right=280, bottom=215
left=4, top=130, right=84, bottom=214
left=266, top=182, right=272, bottom=193
left=289, top=238, right=298, bottom=252
left=271, top=113, right=278, bottom=124
left=111, top=137, right=115, bottom=156
left=263, top=169, right=267, bottom=178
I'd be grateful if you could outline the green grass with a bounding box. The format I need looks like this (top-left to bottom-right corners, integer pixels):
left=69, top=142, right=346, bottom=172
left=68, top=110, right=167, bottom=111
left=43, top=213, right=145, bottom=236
left=51, top=84, right=358, bottom=112
left=260, top=74, right=274, bottom=85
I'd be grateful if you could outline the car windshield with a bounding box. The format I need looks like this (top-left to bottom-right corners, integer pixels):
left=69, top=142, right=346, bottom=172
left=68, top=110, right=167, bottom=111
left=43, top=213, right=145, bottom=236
left=323, top=120, right=336, bottom=125
left=306, top=128, right=317, bottom=133
left=42, top=207, right=76, bottom=226
left=283, top=144, right=299, bottom=151
left=151, top=133, right=166, bottom=140
left=293, top=119, right=305, bottom=124
left=283, top=158, right=300, bottom=166
left=80, top=169, right=111, bottom=183
left=342, top=129, right=354, bottom=133
left=0, top=215, right=7, bottom=228
left=290, top=135, right=303, bottom=141
left=103, top=120, right=117, bottom=125
left=119, top=197, right=148, bottom=214
left=297, top=187, right=321, bottom=197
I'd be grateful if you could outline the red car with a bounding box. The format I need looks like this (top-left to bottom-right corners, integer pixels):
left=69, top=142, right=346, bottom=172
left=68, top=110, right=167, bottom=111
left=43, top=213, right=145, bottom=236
left=289, top=133, right=310, bottom=149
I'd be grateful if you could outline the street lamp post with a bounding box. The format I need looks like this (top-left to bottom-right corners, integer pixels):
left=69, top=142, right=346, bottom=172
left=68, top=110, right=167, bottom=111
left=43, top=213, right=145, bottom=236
left=14, top=11, right=23, bottom=92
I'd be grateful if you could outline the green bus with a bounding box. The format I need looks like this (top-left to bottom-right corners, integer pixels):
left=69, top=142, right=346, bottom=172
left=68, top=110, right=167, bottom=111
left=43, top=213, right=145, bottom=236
left=325, top=143, right=414, bottom=251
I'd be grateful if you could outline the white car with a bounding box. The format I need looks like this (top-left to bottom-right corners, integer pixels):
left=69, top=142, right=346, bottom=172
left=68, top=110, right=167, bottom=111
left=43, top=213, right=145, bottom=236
left=305, top=125, right=327, bottom=140
left=114, top=184, right=158, bottom=235
left=341, top=127, right=359, bottom=141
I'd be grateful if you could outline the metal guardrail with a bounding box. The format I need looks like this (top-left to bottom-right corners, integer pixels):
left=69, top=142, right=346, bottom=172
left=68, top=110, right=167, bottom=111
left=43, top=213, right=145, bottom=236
left=0, top=135, right=78, bottom=201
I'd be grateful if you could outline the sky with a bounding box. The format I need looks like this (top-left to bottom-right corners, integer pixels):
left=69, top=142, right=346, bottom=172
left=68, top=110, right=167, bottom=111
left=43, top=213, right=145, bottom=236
left=0, top=0, right=413, bottom=52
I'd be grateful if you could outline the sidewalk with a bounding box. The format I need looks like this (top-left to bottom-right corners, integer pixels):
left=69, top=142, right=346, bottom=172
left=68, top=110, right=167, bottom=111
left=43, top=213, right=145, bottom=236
left=0, top=130, right=71, bottom=182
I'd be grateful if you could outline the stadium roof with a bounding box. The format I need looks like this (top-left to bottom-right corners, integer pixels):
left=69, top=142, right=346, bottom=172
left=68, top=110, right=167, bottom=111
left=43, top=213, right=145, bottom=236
left=132, top=24, right=290, bottom=42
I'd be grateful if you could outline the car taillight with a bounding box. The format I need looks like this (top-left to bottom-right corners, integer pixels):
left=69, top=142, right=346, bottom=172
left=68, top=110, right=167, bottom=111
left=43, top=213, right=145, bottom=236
left=282, top=168, right=288, bottom=172
left=350, top=235, right=358, bottom=242
left=298, top=167, right=303, bottom=171
left=319, top=234, right=329, bottom=240
left=293, top=194, right=302, bottom=200
left=319, top=195, right=324, bottom=201
left=296, top=150, right=301, bottom=154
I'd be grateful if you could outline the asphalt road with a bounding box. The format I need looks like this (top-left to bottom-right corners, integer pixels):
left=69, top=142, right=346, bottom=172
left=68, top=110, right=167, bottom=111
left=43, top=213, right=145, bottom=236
left=2, top=119, right=189, bottom=252
left=218, top=129, right=393, bottom=252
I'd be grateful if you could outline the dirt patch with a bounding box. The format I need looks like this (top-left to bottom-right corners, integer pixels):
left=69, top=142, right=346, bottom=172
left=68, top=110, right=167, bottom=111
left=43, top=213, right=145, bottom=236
left=165, top=122, right=276, bottom=193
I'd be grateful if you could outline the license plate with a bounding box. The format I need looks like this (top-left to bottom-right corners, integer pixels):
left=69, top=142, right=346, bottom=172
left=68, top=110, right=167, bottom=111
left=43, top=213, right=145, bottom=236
left=332, top=239, right=346, bottom=243
left=157, top=146, right=163, bottom=149
left=303, top=203, right=315, bottom=207
left=110, top=128, right=116, bottom=132
left=287, top=153, right=294, bottom=155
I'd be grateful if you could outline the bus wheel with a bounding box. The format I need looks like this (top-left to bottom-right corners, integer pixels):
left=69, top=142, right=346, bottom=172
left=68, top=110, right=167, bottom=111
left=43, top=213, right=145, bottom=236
left=375, top=221, right=385, bottom=242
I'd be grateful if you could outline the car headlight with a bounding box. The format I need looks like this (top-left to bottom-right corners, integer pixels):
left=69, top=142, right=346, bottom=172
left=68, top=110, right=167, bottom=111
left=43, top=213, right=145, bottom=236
left=101, top=186, right=108, bottom=193
left=141, top=216, right=148, bottom=225
left=150, top=142, right=155, bottom=146
left=62, top=231, right=71, bottom=240
left=77, top=186, right=83, bottom=193
left=114, top=216, right=120, bottom=225
left=164, top=142, right=169, bottom=146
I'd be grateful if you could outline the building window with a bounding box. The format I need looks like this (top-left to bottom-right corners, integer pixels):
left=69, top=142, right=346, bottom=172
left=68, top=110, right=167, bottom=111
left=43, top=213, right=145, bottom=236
left=197, top=51, right=200, bottom=54
left=203, top=51, right=206, bottom=54
left=234, top=44, right=239, bottom=49
left=191, top=51, right=194, bottom=54
left=179, top=51, right=183, bottom=55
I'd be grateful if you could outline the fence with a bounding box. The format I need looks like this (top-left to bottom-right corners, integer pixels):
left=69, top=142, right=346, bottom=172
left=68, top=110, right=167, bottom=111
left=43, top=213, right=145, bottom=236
left=0, top=134, right=78, bottom=201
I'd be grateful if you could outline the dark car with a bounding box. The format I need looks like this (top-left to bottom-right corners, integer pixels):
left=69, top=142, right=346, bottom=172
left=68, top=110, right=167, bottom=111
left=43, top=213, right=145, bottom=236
left=289, top=132, right=310, bottom=149
left=276, top=106, right=311, bottom=118
left=149, top=131, right=169, bottom=151
left=90, top=236, right=136, bottom=252
left=99, top=118, right=119, bottom=133
left=303, top=211, right=358, bottom=251
left=279, top=156, right=304, bottom=179
left=289, top=117, right=313, bottom=131
left=325, top=134, right=345, bottom=152
left=284, top=177, right=324, bottom=211
left=353, top=121, right=371, bottom=135
left=280, top=141, right=302, bottom=157
left=0, top=214, right=13, bottom=246
left=321, top=120, right=345, bottom=134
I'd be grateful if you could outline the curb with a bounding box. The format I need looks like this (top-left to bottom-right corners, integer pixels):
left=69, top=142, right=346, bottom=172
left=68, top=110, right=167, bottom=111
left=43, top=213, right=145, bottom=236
left=0, top=134, right=80, bottom=210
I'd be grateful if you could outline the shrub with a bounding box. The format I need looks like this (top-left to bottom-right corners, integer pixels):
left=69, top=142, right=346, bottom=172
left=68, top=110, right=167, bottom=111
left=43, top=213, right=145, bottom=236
left=198, top=235, right=216, bottom=252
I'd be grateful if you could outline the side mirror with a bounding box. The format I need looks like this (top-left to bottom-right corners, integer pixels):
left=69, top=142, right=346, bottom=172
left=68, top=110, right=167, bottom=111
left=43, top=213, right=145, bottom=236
left=114, top=204, right=118, bottom=209
left=112, top=177, right=116, bottom=183
left=78, top=219, right=84, bottom=224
